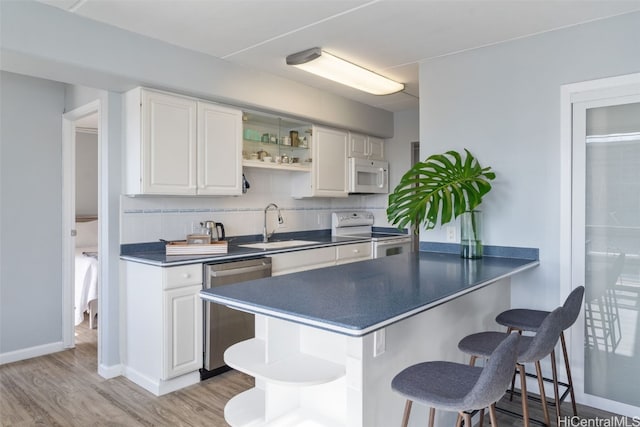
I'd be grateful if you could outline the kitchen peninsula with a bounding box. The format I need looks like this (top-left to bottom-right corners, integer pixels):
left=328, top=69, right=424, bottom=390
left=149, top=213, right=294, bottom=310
left=200, top=251, right=538, bottom=427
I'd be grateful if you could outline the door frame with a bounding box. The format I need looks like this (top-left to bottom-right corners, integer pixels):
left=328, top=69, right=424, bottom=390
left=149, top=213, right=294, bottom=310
left=560, top=72, right=640, bottom=416
left=62, top=100, right=101, bottom=349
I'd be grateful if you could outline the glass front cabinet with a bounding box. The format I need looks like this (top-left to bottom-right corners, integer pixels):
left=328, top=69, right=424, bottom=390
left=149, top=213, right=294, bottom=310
left=242, top=111, right=312, bottom=171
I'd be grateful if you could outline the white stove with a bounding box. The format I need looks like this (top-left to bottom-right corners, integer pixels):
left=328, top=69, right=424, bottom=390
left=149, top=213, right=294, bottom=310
left=331, top=211, right=412, bottom=258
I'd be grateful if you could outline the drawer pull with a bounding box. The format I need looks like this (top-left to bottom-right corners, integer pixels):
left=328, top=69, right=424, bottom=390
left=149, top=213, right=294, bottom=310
left=353, top=249, right=360, bottom=253
left=182, top=273, right=191, bottom=279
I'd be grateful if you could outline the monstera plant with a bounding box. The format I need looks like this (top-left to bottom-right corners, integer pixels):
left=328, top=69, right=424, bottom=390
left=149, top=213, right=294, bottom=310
left=387, top=149, right=495, bottom=257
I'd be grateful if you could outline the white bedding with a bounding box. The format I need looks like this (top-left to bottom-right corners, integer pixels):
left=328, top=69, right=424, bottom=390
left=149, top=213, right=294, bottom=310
left=74, top=220, right=99, bottom=326
left=75, top=247, right=98, bottom=326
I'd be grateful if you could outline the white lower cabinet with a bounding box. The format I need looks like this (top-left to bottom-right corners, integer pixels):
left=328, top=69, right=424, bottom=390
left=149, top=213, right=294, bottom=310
left=271, top=246, right=336, bottom=276
left=271, top=242, right=372, bottom=275
left=123, top=261, right=203, bottom=396
left=336, top=242, right=371, bottom=265
left=163, top=284, right=203, bottom=379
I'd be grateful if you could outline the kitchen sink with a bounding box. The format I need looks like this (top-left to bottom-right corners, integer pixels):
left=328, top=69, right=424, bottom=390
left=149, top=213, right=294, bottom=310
left=238, top=240, right=320, bottom=250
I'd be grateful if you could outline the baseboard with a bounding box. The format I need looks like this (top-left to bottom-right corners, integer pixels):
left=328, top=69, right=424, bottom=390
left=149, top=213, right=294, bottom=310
left=124, top=366, right=200, bottom=396
left=0, top=341, right=65, bottom=365
left=98, top=362, right=123, bottom=379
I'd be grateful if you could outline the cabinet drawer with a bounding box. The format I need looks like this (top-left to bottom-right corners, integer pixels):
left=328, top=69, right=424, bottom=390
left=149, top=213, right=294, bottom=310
left=163, top=264, right=202, bottom=289
left=336, top=242, right=371, bottom=264
left=271, top=247, right=336, bottom=276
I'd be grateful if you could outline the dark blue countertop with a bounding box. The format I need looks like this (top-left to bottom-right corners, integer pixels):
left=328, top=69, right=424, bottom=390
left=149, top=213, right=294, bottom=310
left=200, top=252, right=539, bottom=336
left=120, top=231, right=374, bottom=266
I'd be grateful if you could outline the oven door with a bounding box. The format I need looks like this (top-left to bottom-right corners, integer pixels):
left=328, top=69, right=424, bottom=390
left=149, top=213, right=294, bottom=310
left=373, top=237, right=412, bottom=258
left=348, top=158, right=389, bottom=194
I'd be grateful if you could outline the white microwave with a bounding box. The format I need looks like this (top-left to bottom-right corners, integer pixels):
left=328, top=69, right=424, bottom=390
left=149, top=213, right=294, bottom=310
left=348, top=157, right=389, bottom=194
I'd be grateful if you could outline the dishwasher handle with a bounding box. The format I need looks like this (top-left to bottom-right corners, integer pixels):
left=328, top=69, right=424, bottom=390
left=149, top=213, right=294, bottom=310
left=208, top=263, right=270, bottom=278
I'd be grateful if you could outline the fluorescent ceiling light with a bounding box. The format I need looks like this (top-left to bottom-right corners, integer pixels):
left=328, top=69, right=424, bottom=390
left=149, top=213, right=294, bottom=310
left=286, top=47, right=404, bottom=96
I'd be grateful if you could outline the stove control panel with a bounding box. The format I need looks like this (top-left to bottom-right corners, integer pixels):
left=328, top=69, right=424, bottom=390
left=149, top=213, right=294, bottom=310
left=332, top=211, right=375, bottom=229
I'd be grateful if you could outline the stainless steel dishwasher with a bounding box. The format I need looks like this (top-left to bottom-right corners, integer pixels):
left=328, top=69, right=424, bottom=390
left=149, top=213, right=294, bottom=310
left=201, top=257, right=272, bottom=379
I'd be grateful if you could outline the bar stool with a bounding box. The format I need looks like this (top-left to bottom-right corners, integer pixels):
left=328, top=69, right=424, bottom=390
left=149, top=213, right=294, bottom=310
left=495, top=286, right=584, bottom=418
left=458, top=307, right=565, bottom=427
left=391, top=333, right=520, bottom=427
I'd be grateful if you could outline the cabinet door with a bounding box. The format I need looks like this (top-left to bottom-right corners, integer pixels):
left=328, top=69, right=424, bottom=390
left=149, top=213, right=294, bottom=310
left=348, top=133, right=368, bottom=158
left=163, top=284, right=203, bottom=379
left=367, top=136, right=385, bottom=160
left=197, top=102, right=243, bottom=195
left=313, top=126, right=348, bottom=197
left=142, top=90, right=197, bottom=195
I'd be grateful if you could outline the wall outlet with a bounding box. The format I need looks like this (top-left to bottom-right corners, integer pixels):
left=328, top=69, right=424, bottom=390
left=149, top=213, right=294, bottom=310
left=446, top=226, right=456, bottom=242
left=373, top=329, right=386, bottom=357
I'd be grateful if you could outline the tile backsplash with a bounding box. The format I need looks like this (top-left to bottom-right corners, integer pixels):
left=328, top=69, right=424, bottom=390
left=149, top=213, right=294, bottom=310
left=121, top=168, right=392, bottom=243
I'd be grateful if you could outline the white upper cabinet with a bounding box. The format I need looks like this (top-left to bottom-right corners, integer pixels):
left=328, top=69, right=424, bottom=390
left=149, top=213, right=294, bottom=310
left=197, top=101, right=243, bottom=195
left=367, top=136, right=385, bottom=160
left=125, top=88, right=242, bottom=196
left=292, top=125, right=348, bottom=198
left=348, top=132, right=385, bottom=161
left=127, top=88, right=197, bottom=195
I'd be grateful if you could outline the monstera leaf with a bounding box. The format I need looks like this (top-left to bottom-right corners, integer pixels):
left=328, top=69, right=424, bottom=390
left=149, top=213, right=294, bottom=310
left=387, top=149, right=495, bottom=232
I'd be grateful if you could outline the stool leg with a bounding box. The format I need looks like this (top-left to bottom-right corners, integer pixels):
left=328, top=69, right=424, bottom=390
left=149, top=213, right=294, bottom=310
left=463, top=412, right=473, bottom=427
left=535, top=360, right=550, bottom=426
left=428, top=407, right=435, bottom=427
left=489, top=403, right=498, bottom=426
left=400, top=400, right=412, bottom=427
left=456, top=413, right=463, bottom=427
left=508, top=329, right=523, bottom=401
left=508, top=367, right=517, bottom=402
left=560, top=331, right=578, bottom=416
left=479, top=408, right=485, bottom=427
left=518, top=363, right=530, bottom=427
left=469, top=355, right=477, bottom=366
left=551, top=349, right=561, bottom=421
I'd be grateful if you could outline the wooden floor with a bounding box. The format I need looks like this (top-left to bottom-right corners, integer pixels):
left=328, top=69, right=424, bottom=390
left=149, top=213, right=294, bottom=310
left=0, top=315, right=628, bottom=426
left=0, top=315, right=253, bottom=427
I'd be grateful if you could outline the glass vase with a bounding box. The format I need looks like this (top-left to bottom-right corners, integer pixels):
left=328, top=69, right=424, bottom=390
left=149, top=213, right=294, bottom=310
left=460, top=210, right=483, bottom=259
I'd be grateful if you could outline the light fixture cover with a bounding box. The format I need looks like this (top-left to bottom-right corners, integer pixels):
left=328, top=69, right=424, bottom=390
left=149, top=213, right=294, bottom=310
left=286, top=47, right=404, bottom=96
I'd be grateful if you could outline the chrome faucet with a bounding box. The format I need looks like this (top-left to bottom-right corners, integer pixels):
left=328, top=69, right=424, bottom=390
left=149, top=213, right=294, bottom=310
left=263, top=203, right=284, bottom=242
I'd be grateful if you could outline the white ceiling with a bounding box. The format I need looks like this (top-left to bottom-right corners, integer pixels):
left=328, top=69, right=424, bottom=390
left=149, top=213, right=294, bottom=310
left=40, top=0, right=640, bottom=112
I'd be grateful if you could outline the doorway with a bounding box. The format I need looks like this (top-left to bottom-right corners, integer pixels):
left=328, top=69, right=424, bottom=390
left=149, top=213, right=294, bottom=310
left=74, top=117, right=99, bottom=342
left=62, top=101, right=100, bottom=356
left=562, top=73, right=640, bottom=416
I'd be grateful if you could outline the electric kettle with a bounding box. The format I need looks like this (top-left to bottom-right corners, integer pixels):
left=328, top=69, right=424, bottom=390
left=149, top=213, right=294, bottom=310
left=200, top=221, right=226, bottom=242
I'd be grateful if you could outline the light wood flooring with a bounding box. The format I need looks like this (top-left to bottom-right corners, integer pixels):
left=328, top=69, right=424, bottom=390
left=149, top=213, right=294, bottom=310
left=0, top=315, right=252, bottom=426
left=0, top=315, right=629, bottom=426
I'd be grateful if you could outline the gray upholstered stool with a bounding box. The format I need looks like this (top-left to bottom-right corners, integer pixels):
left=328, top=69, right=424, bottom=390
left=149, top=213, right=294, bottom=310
left=458, top=307, right=565, bottom=427
left=495, top=286, right=584, bottom=418
left=391, top=333, right=520, bottom=427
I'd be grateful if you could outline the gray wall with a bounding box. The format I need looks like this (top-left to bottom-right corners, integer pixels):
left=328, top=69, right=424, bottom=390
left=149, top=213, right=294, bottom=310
left=418, top=11, right=640, bottom=309
left=385, top=109, right=420, bottom=190
left=0, top=71, right=66, bottom=354
left=75, top=131, right=98, bottom=216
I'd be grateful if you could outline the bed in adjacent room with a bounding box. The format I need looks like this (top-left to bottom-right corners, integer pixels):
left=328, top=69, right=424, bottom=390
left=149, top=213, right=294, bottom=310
left=75, top=218, right=98, bottom=329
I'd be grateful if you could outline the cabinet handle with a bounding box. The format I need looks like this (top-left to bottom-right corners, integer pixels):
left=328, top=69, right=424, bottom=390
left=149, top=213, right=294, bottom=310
left=182, top=273, right=191, bottom=279
left=353, top=249, right=359, bottom=253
